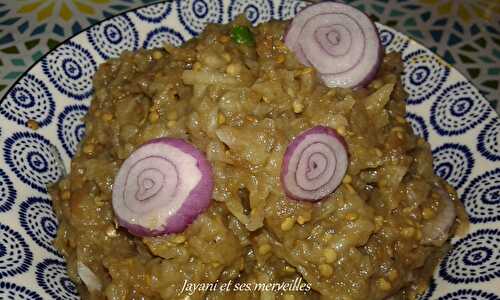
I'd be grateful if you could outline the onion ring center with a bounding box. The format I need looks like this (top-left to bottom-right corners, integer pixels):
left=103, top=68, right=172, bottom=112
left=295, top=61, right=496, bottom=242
left=123, top=156, right=179, bottom=214
left=306, top=152, right=328, bottom=180
left=136, top=168, right=165, bottom=201
left=315, top=24, right=351, bottom=57
left=295, top=142, right=337, bottom=191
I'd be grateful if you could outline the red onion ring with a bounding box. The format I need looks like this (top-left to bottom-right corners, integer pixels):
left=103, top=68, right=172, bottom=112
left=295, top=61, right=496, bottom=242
left=281, top=126, right=348, bottom=201
left=285, top=2, right=382, bottom=88
left=112, top=138, right=213, bottom=236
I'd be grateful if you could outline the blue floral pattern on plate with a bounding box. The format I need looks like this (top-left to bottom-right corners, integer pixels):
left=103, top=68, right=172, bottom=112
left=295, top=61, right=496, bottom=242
left=0, top=168, right=17, bottom=213
left=0, top=223, right=33, bottom=279
left=0, top=0, right=498, bottom=299
left=277, top=0, right=308, bottom=20
left=439, top=229, right=500, bottom=284
left=477, top=117, right=500, bottom=162
left=176, top=0, right=223, bottom=36
left=402, top=49, right=450, bottom=105
left=87, top=15, right=139, bottom=60
left=41, top=41, right=97, bottom=101
left=3, top=132, right=63, bottom=193
left=437, top=289, right=500, bottom=300
left=19, top=197, right=60, bottom=256
left=35, top=259, right=79, bottom=300
left=379, top=28, right=410, bottom=54
left=143, top=27, right=185, bottom=49
left=134, top=2, right=172, bottom=23
left=431, top=81, right=491, bottom=136
left=57, top=104, right=88, bottom=158
left=228, top=0, right=274, bottom=24
left=0, top=282, right=43, bottom=300
left=405, top=112, right=429, bottom=141
left=432, top=143, right=474, bottom=190
left=0, top=74, right=54, bottom=128
left=462, top=168, right=500, bottom=224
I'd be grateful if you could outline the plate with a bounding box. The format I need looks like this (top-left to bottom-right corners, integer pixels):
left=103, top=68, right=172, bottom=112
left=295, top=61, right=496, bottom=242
left=0, top=0, right=498, bottom=299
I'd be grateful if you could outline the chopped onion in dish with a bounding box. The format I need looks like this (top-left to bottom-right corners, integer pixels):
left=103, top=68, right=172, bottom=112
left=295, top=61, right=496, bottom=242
left=281, top=126, right=348, bottom=201
left=284, top=2, right=382, bottom=88
left=421, top=188, right=457, bottom=246
left=77, top=262, right=102, bottom=292
left=112, top=138, right=214, bottom=237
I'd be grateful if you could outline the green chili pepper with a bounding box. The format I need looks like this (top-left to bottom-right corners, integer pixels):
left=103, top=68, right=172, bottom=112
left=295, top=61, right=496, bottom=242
left=230, top=26, right=255, bottom=46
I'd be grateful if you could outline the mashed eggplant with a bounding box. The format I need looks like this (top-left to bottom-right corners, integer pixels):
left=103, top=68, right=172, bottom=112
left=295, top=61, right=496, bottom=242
left=49, top=17, right=466, bottom=300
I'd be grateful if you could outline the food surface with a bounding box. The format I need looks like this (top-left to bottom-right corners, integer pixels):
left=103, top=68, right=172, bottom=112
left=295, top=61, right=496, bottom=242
left=50, top=14, right=466, bottom=300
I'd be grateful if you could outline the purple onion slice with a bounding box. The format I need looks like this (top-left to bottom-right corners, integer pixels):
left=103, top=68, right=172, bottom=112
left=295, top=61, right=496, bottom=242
left=284, top=2, right=382, bottom=88
left=112, top=138, right=214, bottom=237
left=281, top=126, right=348, bottom=201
